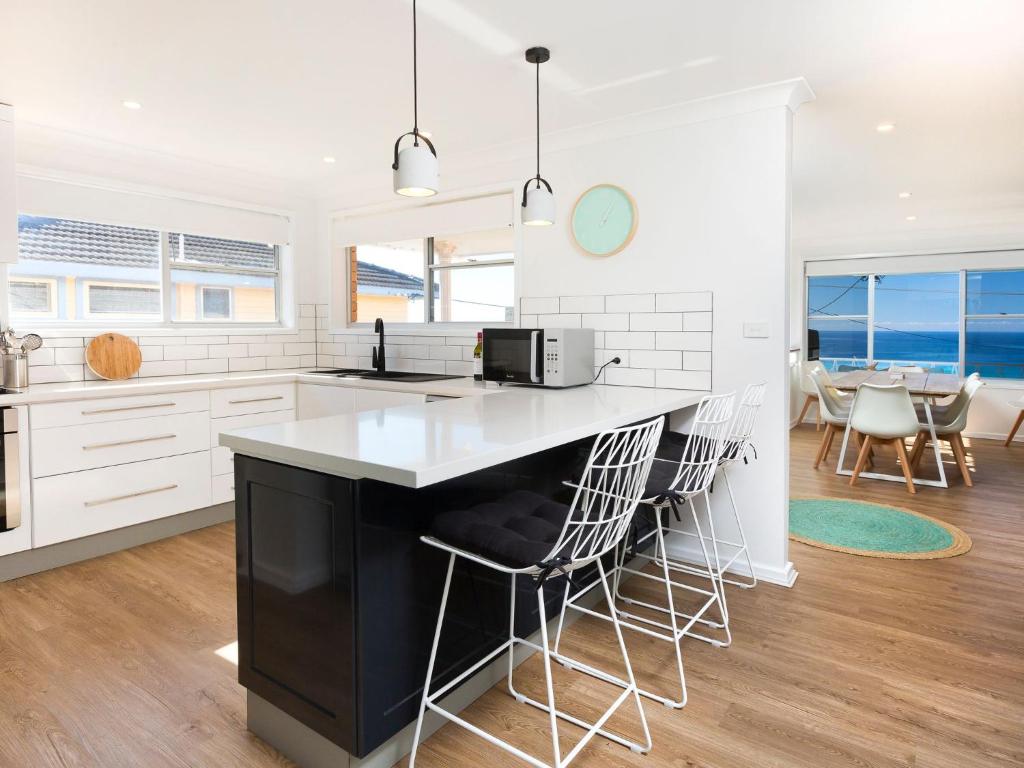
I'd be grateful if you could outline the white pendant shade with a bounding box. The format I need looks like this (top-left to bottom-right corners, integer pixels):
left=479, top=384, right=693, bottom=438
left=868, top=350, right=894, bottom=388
left=394, top=143, right=439, bottom=197
left=522, top=186, right=555, bottom=226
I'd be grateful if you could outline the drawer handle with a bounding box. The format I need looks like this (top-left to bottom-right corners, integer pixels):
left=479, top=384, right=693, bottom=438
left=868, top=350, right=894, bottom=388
left=84, top=483, right=179, bottom=508
left=227, top=395, right=285, bottom=405
left=81, top=402, right=177, bottom=415
left=82, top=434, right=176, bottom=451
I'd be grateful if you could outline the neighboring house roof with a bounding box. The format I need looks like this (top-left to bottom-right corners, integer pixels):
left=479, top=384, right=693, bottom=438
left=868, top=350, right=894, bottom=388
left=355, top=261, right=425, bottom=295
left=17, top=215, right=427, bottom=295
left=17, top=216, right=277, bottom=271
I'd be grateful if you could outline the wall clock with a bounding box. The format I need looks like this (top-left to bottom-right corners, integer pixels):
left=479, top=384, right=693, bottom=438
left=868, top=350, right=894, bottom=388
left=570, top=184, right=638, bottom=256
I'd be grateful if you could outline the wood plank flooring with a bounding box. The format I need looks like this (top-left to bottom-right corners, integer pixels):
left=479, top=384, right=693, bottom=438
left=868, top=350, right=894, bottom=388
left=0, top=426, right=1021, bottom=767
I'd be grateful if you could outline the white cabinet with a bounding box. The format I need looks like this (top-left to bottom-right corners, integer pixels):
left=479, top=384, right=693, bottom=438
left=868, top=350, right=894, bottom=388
left=297, top=383, right=356, bottom=420
left=33, top=451, right=212, bottom=547
left=0, top=103, right=15, bottom=264
left=31, top=390, right=209, bottom=429
left=211, top=383, right=295, bottom=418
left=31, top=410, right=210, bottom=478
left=354, top=389, right=426, bottom=412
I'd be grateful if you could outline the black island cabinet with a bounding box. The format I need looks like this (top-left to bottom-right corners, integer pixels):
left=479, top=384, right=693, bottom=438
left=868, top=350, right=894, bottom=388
left=233, top=437, right=605, bottom=758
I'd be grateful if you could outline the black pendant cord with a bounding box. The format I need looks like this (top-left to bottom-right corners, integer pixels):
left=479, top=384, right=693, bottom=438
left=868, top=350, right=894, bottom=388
left=412, top=0, right=419, bottom=146
left=534, top=58, right=540, bottom=187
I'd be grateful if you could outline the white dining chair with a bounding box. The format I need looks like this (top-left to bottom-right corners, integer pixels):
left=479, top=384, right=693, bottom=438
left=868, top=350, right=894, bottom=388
left=809, top=368, right=852, bottom=469
left=910, top=375, right=984, bottom=486
left=797, top=361, right=827, bottom=429
left=849, top=383, right=921, bottom=494
left=1005, top=397, right=1024, bottom=447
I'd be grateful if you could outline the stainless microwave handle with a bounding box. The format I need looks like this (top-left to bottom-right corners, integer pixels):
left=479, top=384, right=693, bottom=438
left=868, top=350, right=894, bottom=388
left=529, top=330, right=541, bottom=384
left=4, top=430, right=20, bottom=529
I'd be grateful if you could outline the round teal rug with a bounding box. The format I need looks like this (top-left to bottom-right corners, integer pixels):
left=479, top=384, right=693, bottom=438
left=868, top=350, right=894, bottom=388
left=789, top=498, right=972, bottom=559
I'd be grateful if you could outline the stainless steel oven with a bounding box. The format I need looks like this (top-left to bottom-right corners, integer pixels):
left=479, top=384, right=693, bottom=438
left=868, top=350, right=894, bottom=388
left=482, top=328, right=595, bottom=387
left=0, top=407, right=21, bottom=533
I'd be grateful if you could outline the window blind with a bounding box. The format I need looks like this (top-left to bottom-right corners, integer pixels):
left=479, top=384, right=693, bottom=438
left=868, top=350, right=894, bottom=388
left=17, top=175, right=291, bottom=245
left=332, top=193, right=513, bottom=247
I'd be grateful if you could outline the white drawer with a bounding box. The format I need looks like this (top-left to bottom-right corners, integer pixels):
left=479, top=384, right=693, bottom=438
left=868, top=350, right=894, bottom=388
left=30, top=390, right=209, bottom=430
left=211, top=409, right=295, bottom=476
left=353, top=388, right=426, bottom=412
left=212, top=446, right=234, bottom=477
left=210, top=383, right=295, bottom=418
left=212, top=473, right=235, bottom=505
left=33, top=451, right=212, bottom=547
left=32, top=411, right=210, bottom=478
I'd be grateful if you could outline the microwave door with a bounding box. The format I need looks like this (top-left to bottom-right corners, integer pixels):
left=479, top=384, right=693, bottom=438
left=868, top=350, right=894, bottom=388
left=529, top=330, right=541, bottom=384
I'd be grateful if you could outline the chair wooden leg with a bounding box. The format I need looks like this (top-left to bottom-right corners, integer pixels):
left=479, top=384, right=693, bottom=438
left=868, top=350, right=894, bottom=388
left=850, top=435, right=874, bottom=486
left=797, top=395, right=815, bottom=427
left=823, top=423, right=837, bottom=462
left=816, top=405, right=821, bottom=431
left=893, top=438, right=917, bottom=495
left=950, top=433, right=973, bottom=487
left=1006, top=410, right=1024, bottom=447
left=814, top=423, right=834, bottom=469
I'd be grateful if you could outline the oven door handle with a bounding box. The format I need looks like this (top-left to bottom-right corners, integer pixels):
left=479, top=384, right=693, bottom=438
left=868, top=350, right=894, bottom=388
left=4, top=430, right=20, bottom=530
left=529, top=330, right=542, bottom=384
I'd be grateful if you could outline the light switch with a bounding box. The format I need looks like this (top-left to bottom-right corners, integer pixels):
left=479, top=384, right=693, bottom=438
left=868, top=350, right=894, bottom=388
left=743, top=321, right=769, bottom=338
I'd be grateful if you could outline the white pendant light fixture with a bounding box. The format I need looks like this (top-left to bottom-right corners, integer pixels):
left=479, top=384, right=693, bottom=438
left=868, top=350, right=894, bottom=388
left=521, top=47, right=554, bottom=226
left=392, top=0, right=438, bottom=197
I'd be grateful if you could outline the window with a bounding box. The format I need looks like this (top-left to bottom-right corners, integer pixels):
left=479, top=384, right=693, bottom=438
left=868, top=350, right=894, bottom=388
left=806, top=275, right=869, bottom=363
left=806, top=266, right=1024, bottom=379
left=873, top=272, right=959, bottom=366
left=348, top=226, right=514, bottom=325
left=10, top=215, right=281, bottom=325
left=965, top=269, right=1024, bottom=379
left=169, top=232, right=278, bottom=322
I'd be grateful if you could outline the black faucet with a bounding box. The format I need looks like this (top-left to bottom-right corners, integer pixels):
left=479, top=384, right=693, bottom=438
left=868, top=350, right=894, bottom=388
left=371, top=317, right=386, bottom=374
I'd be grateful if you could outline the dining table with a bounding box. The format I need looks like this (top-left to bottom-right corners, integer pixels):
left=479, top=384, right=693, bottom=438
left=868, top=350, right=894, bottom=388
left=829, top=370, right=964, bottom=489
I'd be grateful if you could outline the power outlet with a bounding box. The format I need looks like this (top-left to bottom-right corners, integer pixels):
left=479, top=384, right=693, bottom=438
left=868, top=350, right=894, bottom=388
left=743, top=321, right=769, bottom=339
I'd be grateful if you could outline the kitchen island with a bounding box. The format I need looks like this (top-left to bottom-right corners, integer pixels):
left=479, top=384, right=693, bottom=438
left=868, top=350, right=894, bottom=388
left=220, top=384, right=704, bottom=768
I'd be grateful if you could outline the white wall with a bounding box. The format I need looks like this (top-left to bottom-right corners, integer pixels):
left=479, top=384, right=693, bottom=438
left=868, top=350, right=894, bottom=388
left=322, top=82, right=809, bottom=586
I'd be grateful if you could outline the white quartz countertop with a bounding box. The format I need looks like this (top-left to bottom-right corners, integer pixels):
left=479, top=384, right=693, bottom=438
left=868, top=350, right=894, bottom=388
left=219, top=385, right=704, bottom=488
left=0, top=369, right=492, bottom=405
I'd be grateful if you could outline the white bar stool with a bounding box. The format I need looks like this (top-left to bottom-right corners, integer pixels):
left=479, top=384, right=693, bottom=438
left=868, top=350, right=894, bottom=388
left=408, top=416, right=664, bottom=768
left=553, top=392, right=735, bottom=710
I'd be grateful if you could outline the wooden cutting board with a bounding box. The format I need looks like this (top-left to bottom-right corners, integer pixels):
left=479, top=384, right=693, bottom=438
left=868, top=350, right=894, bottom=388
left=86, top=333, right=143, bottom=380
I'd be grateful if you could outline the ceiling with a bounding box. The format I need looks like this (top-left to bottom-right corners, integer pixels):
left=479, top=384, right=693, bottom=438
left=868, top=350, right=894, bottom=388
left=2, top=0, right=1023, bottom=256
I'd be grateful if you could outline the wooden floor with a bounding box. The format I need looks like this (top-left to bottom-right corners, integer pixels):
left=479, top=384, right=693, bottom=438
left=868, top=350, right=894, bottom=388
left=0, top=427, right=1021, bottom=767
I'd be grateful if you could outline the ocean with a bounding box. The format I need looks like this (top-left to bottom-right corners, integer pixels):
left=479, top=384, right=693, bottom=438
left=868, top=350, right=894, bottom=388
left=816, top=330, right=1024, bottom=379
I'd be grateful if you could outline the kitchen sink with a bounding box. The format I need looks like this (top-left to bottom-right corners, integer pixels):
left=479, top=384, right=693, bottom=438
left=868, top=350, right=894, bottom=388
left=305, top=368, right=465, bottom=383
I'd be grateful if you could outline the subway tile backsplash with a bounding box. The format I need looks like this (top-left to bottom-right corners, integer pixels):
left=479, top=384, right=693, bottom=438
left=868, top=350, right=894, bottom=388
left=26, top=294, right=712, bottom=391
left=520, top=291, right=713, bottom=391
left=26, top=303, right=323, bottom=384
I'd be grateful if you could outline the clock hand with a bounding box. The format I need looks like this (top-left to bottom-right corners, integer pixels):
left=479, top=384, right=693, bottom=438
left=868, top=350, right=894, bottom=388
left=599, top=201, right=615, bottom=227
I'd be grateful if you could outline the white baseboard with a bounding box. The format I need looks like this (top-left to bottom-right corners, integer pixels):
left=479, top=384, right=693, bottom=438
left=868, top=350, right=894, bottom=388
left=663, top=539, right=798, bottom=588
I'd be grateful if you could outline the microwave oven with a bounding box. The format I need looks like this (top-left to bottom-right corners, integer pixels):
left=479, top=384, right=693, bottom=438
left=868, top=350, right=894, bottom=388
left=482, top=328, right=595, bottom=387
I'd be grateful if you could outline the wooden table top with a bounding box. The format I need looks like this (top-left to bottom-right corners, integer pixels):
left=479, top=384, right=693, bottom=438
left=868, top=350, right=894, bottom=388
left=830, top=370, right=963, bottom=397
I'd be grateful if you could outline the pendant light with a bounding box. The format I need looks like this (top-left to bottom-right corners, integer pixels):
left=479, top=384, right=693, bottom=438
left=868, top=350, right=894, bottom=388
left=392, top=0, right=438, bottom=197
left=521, top=46, right=554, bottom=226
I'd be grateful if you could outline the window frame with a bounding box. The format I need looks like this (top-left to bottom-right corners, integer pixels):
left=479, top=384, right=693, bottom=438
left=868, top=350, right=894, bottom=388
left=81, top=278, right=163, bottom=322
left=805, top=266, right=1024, bottom=381
left=346, top=229, right=516, bottom=330
left=7, top=216, right=286, bottom=331
left=7, top=276, right=59, bottom=319
left=198, top=285, right=234, bottom=321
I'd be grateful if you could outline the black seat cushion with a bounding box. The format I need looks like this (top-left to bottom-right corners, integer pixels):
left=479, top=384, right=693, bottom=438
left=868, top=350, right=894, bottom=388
left=643, top=431, right=745, bottom=499
left=429, top=490, right=571, bottom=569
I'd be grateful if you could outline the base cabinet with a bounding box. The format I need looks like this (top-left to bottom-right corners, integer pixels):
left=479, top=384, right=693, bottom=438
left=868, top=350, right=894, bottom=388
left=33, top=451, right=212, bottom=546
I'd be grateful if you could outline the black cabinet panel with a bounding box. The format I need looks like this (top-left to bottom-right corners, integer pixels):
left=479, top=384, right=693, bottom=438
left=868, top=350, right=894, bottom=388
left=236, top=458, right=357, bottom=752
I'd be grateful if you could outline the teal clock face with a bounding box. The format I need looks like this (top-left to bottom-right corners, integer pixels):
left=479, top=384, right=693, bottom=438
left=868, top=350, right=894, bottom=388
left=571, top=184, right=637, bottom=256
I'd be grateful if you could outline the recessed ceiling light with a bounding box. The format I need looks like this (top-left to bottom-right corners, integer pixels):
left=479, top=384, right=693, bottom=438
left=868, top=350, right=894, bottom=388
left=898, top=191, right=912, bottom=199
left=876, top=122, right=896, bottom=133
left=322, top=156, right=336, bottom=164
left=905, top=215, right=917, bottom=221
left=122, top=100, right=142, bottom=110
